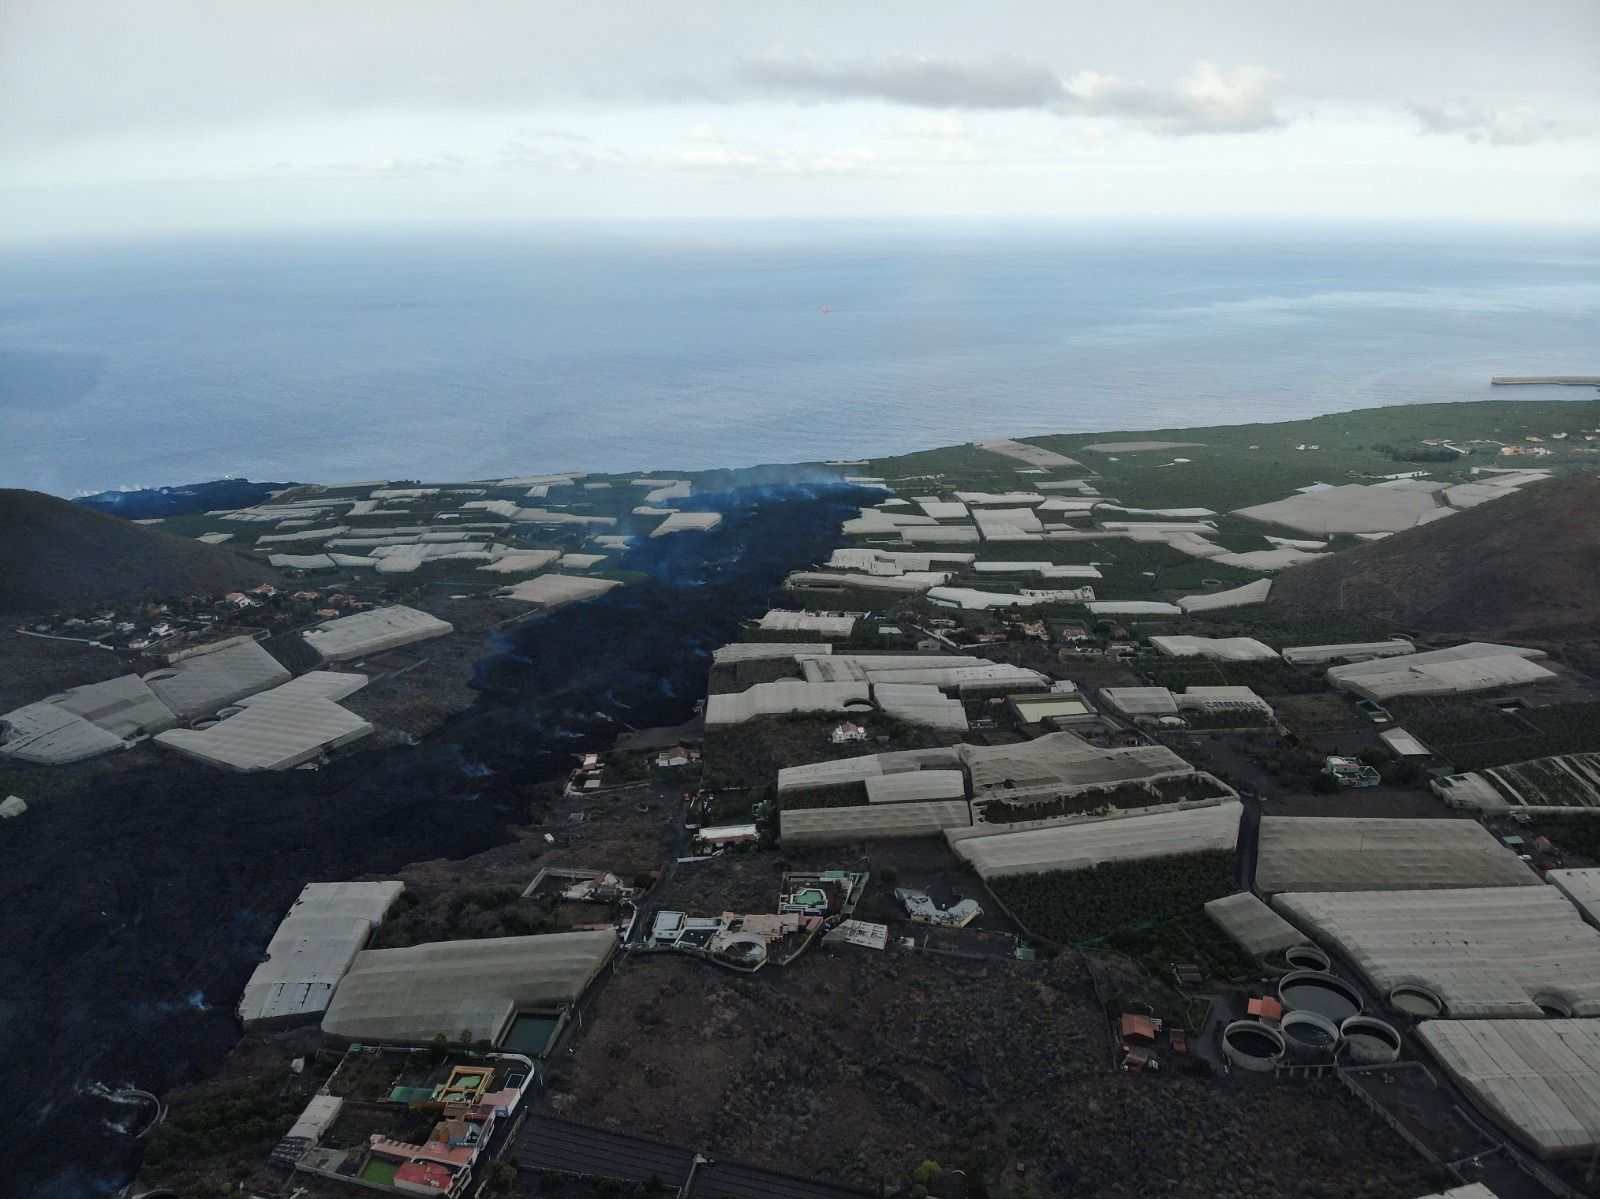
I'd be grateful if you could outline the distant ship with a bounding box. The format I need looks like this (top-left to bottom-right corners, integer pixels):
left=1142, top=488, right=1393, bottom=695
left=820, top=307, right=833, bottom=314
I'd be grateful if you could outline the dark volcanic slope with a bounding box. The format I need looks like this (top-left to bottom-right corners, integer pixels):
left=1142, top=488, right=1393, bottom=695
left=1271, top=472, right=1600, bottom=668
left=0, top=488, right=279, bottom=618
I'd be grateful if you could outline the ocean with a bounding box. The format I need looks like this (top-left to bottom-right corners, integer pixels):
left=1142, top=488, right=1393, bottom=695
left=2, top=221, right=1596, bottom=496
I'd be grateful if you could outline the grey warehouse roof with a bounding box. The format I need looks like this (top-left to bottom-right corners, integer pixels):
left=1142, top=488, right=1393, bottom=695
left=237, top=881, right=404, bottom=1028
left=322, top=931, right=617, bottom=1045
left=1254, top=817, right=1539, bottom=895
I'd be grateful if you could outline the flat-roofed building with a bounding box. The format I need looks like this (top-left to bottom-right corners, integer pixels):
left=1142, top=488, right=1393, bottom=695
left=237, top=881, right=405, bottom=1028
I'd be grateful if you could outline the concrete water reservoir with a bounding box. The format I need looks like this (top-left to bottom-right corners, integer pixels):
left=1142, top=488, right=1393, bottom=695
left=1279, top=1010, right=1341, bottom=1061
left=1285, top=944, right=1331, bottom=972
left=1279, top=970, right=1362, bottom=1023
left=1389, top=984, right=1444, bottom=1018
left=1223, top=1020, right=1286, bottom=1072
left=1340, top=1016, right=1402, bottom=1064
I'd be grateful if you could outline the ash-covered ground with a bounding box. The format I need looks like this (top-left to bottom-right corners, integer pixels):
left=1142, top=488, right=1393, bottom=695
left=0, top=479, right=873, bottom=1198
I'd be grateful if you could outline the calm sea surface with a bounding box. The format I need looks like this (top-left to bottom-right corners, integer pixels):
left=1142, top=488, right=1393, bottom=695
left=2, top=221, right=1596, bottom=496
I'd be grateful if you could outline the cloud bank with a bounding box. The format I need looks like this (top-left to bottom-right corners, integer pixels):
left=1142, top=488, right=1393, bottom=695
left=740, top=54, right=1284, bottom=134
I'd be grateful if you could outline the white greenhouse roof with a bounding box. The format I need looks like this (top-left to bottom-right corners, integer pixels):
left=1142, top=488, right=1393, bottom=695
left=1086, top=601, right=1183, bottom=615
left=154, top=674, right=374, bottom=771
left=972, top=438, right=1081, bottom=470
left=237, top=880, right=405, bottom=1028
left=46, top=674, right=176, bottom=738
left=1327, top=642, right=1554, bottom=702
left=949, top=800, right=1242, bottom=880
left=1149, top=635, right=1278, bottom=661
left=1419, top=1019, right=1600, bottom=1160
left=1100, top=687, right=1180, bottom=717
left=712, top=642, right=833, bottom=664
left=0, top=701, right=125, bottom=764
left=500, top=575, right=621, bottom=608
left=902, top=525, right=982, bottom=544
left=1549, top=870, right=1600, bottom=928
left=1273, top=886, right=1600, bottom=1018
left=865, top=769, right=967, bottom=804
left=787, top=570, right=947, bottom=594
left=780, top=800, right=972, bottom=845
left=143, top=640, right=291, bottom=719
left=776, top=747, right=962, bottom=793
left=704, top=680, right=870, bottom=726
left=322, top=931, right=617, bottom=1045
left=1379, top=728, right=1433, bottom=757
left=961, top=732, right=1196, bottom=802
left=1177, top=579, right=1272, bottom=612
left=1254, top=817, right=1538, bottom=894
left=1281, top=641, right=1417, bottom=666
left=302, top=605, right=454, bottom=661
left=650, top=511, right=722, bottom=537
left=1235, top=483, right=1447, bottom=535
left=758, top=611, right=855, bottom=637
left=1204, top=891, right=1307, bottom=956
left=872, top=682, right=969, bottom=731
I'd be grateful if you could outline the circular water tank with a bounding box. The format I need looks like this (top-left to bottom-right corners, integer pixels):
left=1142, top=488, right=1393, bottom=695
left=1284, top=944, right=1331, bottom=972
left=1223, top=1020, right=1286, bottom=1072
left=1340, top=1016, right=1402, bottom=1064
left=1388, top=984, right=1444, bottom=1018
left=1279, top=1009, right=1341, bottom=1061
left=1279, top=969, right=1362, bottom=1023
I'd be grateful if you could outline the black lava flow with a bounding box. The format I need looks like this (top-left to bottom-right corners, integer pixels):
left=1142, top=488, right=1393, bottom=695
left=0, top=480, right=875, bottom=1199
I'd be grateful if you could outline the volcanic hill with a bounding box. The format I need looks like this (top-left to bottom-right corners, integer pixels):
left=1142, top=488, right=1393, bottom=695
left=0, top=488, right=280, bottom=618
left=1270, top=472, right=1600, bottom=671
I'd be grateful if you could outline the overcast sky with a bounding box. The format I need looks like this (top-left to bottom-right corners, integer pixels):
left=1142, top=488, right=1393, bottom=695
left=2, top=0, right=1596, bottom=242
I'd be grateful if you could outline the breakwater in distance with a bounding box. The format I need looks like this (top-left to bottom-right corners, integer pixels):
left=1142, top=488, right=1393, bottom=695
left=1491, top=376, right=1600, bottom=386
left=0, top=479, right=876, bottom=1198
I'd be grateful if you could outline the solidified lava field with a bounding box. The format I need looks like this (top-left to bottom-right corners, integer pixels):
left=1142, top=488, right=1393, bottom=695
left=0, top=480, right=872, bottom=1198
